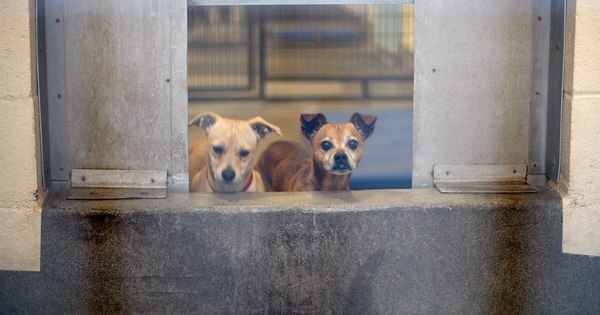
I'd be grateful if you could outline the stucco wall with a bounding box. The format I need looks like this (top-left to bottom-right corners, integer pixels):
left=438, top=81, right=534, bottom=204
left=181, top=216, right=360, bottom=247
left=0, top=0, right=41, bottom=271
left=561, top=0, right=600, bottom=256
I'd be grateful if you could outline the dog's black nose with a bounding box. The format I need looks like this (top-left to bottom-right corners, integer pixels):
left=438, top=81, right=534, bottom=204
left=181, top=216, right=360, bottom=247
left=222, top=169, right=236, bottom=182
left=334, top=152, right=348, bottom=162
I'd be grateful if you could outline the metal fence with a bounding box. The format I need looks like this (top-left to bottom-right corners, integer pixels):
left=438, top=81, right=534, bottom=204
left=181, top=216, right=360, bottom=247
left=187, top=6, right=253, bottom=90
left=188, top=4, right=414, bottom=100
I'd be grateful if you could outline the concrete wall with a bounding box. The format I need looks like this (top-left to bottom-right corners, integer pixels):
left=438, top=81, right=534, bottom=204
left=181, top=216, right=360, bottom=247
left=2, top=189, right=600, bottom=313
left=0, top=0, right=41, bottom=271
left=561, top=0, right=600, bottom=256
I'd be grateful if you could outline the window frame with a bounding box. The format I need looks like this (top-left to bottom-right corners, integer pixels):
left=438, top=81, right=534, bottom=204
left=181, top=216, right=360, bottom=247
left=37, top=0, right=564, bottom=193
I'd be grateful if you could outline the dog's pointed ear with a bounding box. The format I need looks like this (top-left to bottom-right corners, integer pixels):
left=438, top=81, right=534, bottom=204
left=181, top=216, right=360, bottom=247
left=350, top=113, right=377, bottom=139
left=188, top=112, right=220, bottom=133
left=247, top=117, right=282, bottom=139
left=301, top=113, right=327, bottom=140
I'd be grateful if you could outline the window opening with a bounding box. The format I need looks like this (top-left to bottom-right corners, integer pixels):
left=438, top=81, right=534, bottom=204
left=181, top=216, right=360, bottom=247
left=187, top=4, right=415, bottom=190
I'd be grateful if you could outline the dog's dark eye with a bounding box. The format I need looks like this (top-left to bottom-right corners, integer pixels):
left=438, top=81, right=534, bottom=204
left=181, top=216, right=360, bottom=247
left=213, top=146, right=224, bottom=155
left=320, top=141, right=333, bottom=151
left=347, top=140, right=359, bottom=150
left=239, top=150, right=250, bottom=158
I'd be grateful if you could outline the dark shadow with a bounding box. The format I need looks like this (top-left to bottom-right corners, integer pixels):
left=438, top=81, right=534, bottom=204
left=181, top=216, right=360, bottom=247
left=489, top=194, right=555, bottom=314
left=343, top=249, right=387, bottom=314
left=83, top=212, right=127, bottom=314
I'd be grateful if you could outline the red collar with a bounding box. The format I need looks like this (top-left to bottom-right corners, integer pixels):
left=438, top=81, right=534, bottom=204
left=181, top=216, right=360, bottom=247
left=206, top=168, right=253, bottom=192
left=242, top=172, right=254, bottom=192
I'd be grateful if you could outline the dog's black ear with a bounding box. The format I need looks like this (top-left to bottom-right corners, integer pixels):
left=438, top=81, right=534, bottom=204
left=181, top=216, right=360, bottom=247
left=350, top=113, right=377, bottom=139
left=248, top=117, right=282, bottom=139
left=188, top=112, right=219, bottom=133
left=301, top=113, right=327, bottom=140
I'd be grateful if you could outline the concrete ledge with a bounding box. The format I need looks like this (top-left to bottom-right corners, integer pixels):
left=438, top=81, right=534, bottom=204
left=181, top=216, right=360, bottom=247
left=1, top=188, right=600, bottom=313
left=0, top=206, right=41, bottom=271
left=0, top=97, right=38, bottom=206
left=0, top=0, right=35, bottom=98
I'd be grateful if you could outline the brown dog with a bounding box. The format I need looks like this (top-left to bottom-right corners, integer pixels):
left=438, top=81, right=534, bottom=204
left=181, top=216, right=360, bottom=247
left=189, top=112, right=281, bottom=193
left=258, top=112, right=376, bottom=191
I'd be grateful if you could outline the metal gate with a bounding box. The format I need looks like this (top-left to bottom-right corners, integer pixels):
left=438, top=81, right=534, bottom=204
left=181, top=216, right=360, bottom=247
left=187, top=6, right=260, bottom=99
left=188, top=4, right=414, bottom=100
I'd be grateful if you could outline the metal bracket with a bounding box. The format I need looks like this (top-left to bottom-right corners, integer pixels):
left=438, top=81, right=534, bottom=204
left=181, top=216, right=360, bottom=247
left=67, top=169, right=167, bottom=200
left=433, top=164, right=539, bottom=194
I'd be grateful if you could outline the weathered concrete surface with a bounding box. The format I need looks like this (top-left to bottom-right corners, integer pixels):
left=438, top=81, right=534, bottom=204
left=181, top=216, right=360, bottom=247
left=0, top=0, right=41, bottom=271
left=561, top=0, right=600, bottom=256
left=1, top=188, right=599, bottom=314
left=46, top=0, right=189, bottom=192
left=0, top=0, right=35, bottom=98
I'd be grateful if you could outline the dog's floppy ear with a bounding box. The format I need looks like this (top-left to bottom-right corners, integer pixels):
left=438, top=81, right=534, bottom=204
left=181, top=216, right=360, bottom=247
left=247, top=117, right=282, bottom=139
left=350, top=113, right=377, bottom=139
left=301, top=113, right=328, bottom=140
left=188, top=112, right=220, bottom=133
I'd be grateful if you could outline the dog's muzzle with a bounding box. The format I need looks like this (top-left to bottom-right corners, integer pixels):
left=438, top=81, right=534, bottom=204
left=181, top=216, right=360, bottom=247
left=221, top=168, right=236, bottom=184
left=332, top=152, right=352, bottom=172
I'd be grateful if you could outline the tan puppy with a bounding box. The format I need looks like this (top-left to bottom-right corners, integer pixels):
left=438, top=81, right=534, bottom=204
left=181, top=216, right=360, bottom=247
left=189, top=112, right=281, bottom=193
left=258, top=112, right=376, bottom=191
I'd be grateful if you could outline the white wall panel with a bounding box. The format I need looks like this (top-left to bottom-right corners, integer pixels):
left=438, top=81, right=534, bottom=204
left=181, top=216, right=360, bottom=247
left=413, top=0, right=533, bottom=187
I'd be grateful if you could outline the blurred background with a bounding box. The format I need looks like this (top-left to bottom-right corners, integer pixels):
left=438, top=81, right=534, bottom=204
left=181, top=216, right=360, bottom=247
left=187, top=4, right=414, bottom=189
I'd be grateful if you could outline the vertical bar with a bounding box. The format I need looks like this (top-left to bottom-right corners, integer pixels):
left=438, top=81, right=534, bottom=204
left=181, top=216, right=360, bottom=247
left=259, top=9, right=266, bottom=99
left=36, top=0, right=50, bottom=189
left=247, top=7, right=256, bottom=91
left=529, top=0, right=551, bottom=183
left=251, top=8, right=262, bottom=97
left=170, top=0, right=190, bottom=192
left=545, top=0, right=565, bottom=183
left=45, top=0, right=69, bottom=184
left=362, top=79, right=370, bottom=99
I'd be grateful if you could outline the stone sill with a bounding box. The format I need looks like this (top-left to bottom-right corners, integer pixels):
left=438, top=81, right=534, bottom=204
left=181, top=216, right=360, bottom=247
left=4, top=186, right=598, bottom=314
left=44, top=187, right=560, bottom=215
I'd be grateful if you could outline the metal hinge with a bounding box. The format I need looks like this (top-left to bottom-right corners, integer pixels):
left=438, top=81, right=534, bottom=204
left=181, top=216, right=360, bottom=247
left=433, top=164, right=539, bottom=194
left=67, top=169, right=167, bottom=200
